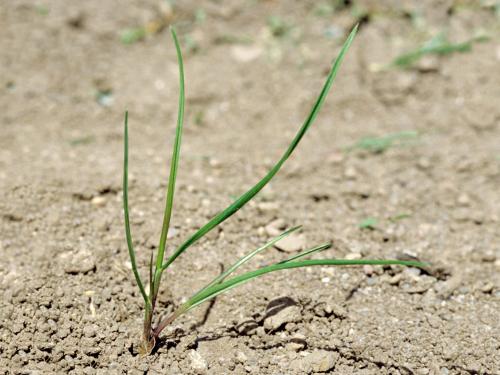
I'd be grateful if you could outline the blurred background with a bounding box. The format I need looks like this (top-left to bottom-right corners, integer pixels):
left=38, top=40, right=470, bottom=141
left=1, top=0, right=499, bottom=188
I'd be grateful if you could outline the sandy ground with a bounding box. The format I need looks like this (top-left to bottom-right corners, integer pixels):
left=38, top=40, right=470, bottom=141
left=1, top=1, right=499, bottom=374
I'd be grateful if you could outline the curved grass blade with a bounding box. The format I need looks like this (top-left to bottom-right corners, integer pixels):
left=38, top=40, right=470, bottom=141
left=185, top=257, right=426, bottom=311
left=154, top=226, right=300, bottom=336
left=153, top=27, right=186, bottom=281
left=162, top=24, right=359, bottom=271
left=123, top=111, right=150, bottom=307
left=197, top=226, right=301, bottom=294
left=278, top=242, right=331, bottom=264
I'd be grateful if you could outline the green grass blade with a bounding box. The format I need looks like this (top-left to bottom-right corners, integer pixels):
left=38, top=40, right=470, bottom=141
left=346, top=131, right=419, bottom=153
left=123, top=111, right=150, bottom=307
left=197, top=226, right=302, bottom=294
left=162, top=24, right=359, bottom=271
left=390, top=33, right=488, bottom=69
left=148, top=250, right=154, bottom=293
left=278, top=243, right=331, bottom=264
left=185, top=257, right=426, bottom=311
left=154, top=27, right=186, bottom=277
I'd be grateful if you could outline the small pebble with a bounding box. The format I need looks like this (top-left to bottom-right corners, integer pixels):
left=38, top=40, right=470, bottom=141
left=237, top=318, right=258, bottom=335
left=287, top=341, right=306, bottom=351
left=236, top=351, right=248, bottom=363
left=274, top=234, right=306, bottom=253
left=255, top=327, right=266, bottom=337
left=91, top=196, right=106, bottom=207
left=328, top=152, right=344, bottom=164
left=82, top=324, right=97, bottom=338
left=167, top=227, right=178, bottom=239
left=290, top=350, right=339, bottom=373
left=416, top=55, right=440, bottom=73
left=344, top=167, right=357, bottom=179
left=63, top=251, right=96, bottom=274
left=457, top=193, right=470, bottom=206
left=434, top=275, right=463, bottom=298
left=265, top=218, right=286, bottom=237
left=189, top=350, right=207, bottom=373
left=389, top=274, right=402, bottom=285
left=257, top=202, right=279, bottom=212
left=345, top=252, right=361, bottom=260
left=416, top=368, right=430, bottom=375
left=403, top=267, right=422, bottom=279
left=231, top=45, right=262, bottom=63
left=363, top=265, right=374, bottom=276
left=481, top=252, right=496, bottom=263
left=480, top=282, right=494, bottom=293
left=417, top=157, right=431, bottom=170
left=84, top=346, right=101, bottom=356
left=208, top=158, right=220, bottom=168
left=264, top=305, right=301, bottom=331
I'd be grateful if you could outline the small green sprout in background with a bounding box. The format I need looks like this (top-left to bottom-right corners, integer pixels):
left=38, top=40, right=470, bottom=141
left=35, top=4, right=49, bottom=15
left=350, top=3, right=369, bottom=22
left=120, top=27, right=147, bottom=45
left=123, top=25, right=426, bottom=355
left=120, top=3, right=173, bottom=45
left=182, top=35, right=200, bottom=54
left=313, top=2, right=335, bottom=17
left=95, top=89, right=113, bottom=107
left=193, top=110, right=205, bottom=126
left=346, top=131, right=419, bottom=154
left=408, top=10, right=426, bottom=31
left=195, top=8, right=206, bottom=24
left=359, top=217, right=378, bottom=230
left=388, top=32, right=489, bottom=69
left=213, top=34, right=253, bottom=45
left=267, top=16, right=292, bottom=37
left=313, top=0, right=350, bottom=15
left=359, top=213, right=412, bottom=230
left=389, top=213, right=412, bottom=222
left=69, top=136, right=95, bottom=146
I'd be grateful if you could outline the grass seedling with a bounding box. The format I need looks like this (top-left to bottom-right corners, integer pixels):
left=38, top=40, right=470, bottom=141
left=123, top=25, right=426, bottom=355
left=359, top=217, right=378, bottom=230
left=346, top=131, right=419, bottom=154
left=120, top=7, right=172, bottom=45
left=388, top=213, right=412, bottom=222
left=359, top=213, right=412, bottom=229
left=267, top=16, right=292, bottom=38
left=388, top=32, right=489, bottom=69
left=120, top=27, right=147, bottom=45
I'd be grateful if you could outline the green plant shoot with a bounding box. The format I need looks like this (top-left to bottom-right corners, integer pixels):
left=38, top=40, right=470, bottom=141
left=123, top=25, right=426, bottom=355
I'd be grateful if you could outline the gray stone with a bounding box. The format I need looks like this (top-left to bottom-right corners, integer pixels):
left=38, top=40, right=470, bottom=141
left=290, top=350, right=339, bottom=373
left=189, top=350, right=207, bottom=374
left=62, top=251, right=96, bottom=274
left=82, top=324, right=97, bottom=338
left=264, top=305, right=302, bottom=331
left=265, top=218, right=286, bottom=237
left=274, top=234, right=306, bottom=253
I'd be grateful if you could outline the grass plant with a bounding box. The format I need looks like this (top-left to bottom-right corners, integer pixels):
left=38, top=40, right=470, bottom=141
left=123, top=25, right=425, bottom=355
left=346, top=131, right=419, bottom=154
left=388, top=32, right=488, bottom=69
